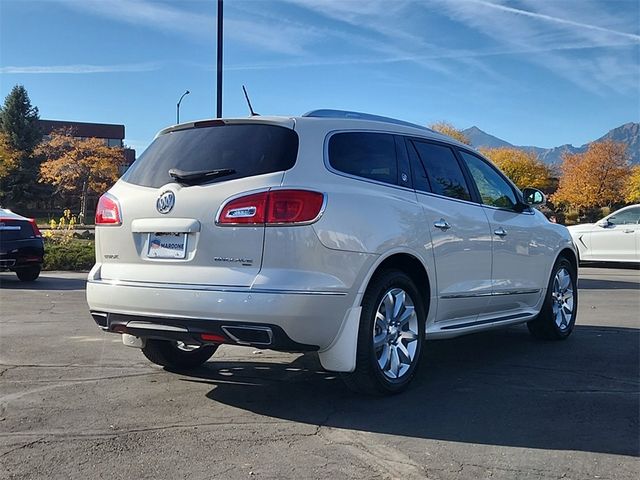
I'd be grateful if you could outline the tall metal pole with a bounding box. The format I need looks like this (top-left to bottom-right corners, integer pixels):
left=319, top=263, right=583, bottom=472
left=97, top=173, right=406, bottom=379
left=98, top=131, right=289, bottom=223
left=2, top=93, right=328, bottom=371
left=216, top=0, right=223, bottom=118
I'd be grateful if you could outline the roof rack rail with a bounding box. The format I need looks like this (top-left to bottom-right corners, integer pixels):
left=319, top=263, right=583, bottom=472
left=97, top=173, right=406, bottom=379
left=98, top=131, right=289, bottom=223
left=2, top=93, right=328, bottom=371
left=302, top=109, right=434, bottom=132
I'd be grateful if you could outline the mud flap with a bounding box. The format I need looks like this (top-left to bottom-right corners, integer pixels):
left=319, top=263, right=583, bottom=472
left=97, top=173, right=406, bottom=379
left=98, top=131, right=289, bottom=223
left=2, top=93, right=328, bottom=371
left=318, top=306, right=362, bottom=372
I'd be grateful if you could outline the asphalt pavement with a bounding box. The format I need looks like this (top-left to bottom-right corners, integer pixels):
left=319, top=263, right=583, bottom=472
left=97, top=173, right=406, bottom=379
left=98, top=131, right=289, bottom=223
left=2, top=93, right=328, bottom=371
left=0, top=267, right=638, bottom=479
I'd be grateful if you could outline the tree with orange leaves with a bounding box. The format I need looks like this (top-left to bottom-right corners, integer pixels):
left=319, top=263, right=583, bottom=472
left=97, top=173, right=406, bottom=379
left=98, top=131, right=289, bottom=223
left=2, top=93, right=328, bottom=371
left=37, top=129, right=125, bottom=223
left=552, top=140, right=631, bottom=210
left=0, top=131, right=20, bottom=180
left=429, top=122, right=471, bottom=145
left=624, top=165, right=640, bottom=204
left=479, top=147, right=552, bottom=190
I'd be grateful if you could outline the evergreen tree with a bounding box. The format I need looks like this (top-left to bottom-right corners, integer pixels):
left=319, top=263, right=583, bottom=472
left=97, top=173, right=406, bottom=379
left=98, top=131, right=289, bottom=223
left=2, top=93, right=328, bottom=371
left=0, top=85, right=44, bottom=208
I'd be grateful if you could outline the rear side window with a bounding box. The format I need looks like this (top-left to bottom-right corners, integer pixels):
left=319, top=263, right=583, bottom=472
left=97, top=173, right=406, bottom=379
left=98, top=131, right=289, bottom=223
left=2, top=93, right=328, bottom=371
left=411, top=141, right=471, bottom=201
left=123, top=124, right=299, bottom=188
left=328, top=132, right=398, bottom=185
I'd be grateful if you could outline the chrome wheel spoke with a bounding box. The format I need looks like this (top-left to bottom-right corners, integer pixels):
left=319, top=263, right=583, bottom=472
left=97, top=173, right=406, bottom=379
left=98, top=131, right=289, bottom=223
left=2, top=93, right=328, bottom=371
left=377, top=344, right=390, bottom=371
left=398, top=306, right=415, bottom=327
left=400, top=330, right=418, bottom=342
left=393, top=291, right=405, bottom=319
left=389, top=345, right=400, bottom=378
left=383, top=292, right=395, bottom=318
left=373, top=333, right=387, bottom=350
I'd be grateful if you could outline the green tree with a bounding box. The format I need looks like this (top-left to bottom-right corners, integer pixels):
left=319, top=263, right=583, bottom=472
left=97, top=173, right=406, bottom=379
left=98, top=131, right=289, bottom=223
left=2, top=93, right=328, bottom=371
left=0, top=85, right=44, bottom=207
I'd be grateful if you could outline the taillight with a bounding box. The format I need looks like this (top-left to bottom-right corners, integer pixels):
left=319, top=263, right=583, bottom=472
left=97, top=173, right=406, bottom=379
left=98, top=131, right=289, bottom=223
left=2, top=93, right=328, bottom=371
left=28, top=219, right=42, bottom=237
left=217, top=190, right=324, bottom=225
left=95, top=193, right=122, bottom=226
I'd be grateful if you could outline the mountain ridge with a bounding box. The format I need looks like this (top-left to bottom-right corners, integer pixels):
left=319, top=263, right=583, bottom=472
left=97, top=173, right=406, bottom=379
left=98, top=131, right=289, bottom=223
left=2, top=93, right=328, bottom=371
left=462, top=122, right=639, bottom=165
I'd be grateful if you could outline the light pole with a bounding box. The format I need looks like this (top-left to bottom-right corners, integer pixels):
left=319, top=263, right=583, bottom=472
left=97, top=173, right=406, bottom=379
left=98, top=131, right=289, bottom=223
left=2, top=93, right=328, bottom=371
left=216, top=0, right=223, bottom=118
left=176, top=90, right=190, bottom=124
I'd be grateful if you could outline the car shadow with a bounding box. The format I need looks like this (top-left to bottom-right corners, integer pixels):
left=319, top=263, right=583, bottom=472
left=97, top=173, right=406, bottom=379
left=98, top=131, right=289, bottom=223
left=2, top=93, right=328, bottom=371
left=176, top=325, right=639, bottom=457
left=0, top=273, right=86, bottom=290
left=578, top=278, right=639, bottom=290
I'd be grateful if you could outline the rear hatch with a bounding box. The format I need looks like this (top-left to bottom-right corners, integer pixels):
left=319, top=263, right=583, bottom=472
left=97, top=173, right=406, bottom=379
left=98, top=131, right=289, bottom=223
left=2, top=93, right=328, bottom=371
left=97, top=119, right=298, bottom=287
left=0, top=215, right=38, bottom=245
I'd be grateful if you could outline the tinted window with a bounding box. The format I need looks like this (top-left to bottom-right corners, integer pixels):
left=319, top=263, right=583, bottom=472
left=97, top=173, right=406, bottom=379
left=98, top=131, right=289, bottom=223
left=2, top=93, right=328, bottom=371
left=411, top=141, right=471, bottom=201
left=406, top=140, right=431, bottom=193
left=459, top=151, right=518, bottom=209
left=329, top=133, right=398, bottom=185
left=123, top=124, right=299, bottom=188
left=608, top=207, right=640, bottom=225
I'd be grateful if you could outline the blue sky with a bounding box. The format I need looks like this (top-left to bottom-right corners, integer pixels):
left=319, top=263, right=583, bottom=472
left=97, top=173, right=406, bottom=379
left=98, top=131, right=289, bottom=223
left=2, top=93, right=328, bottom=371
left=1, top=0, right=638, bottom=154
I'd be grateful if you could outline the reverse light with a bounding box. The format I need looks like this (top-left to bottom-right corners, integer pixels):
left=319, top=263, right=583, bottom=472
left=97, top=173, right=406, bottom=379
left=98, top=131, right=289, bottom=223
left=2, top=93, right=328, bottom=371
left=217, top=190, right=324, bottom=225
left=95, top=193, right=122, bottom=226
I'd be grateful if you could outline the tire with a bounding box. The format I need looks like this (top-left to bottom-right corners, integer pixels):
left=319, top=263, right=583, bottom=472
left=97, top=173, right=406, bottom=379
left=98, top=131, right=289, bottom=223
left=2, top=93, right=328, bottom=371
left=527, top=257, right=577, bottom=340
left=141, top=339, right=218, bottom=369
left=341, top=269, right=426, bottom=395
left=16, top=266, right=41, bottom=282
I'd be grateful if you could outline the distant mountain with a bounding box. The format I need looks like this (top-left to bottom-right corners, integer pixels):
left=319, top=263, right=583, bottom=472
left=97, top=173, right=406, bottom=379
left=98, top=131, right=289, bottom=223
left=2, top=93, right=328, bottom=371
left=463, top=126, right=512, bottom=149
left=462, top=122, right=639, bottom=165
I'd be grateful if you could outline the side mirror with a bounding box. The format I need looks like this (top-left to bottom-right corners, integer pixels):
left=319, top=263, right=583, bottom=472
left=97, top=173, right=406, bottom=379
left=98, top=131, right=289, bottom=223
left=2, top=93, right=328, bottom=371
left=522, top=187, right=546, bottom=207
left=597, top=218, right=612, bottom=228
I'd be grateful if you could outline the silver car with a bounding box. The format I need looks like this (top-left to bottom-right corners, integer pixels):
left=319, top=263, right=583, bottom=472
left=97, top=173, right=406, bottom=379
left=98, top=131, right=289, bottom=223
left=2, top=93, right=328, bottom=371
left=87, top=110, right=578, bottom=394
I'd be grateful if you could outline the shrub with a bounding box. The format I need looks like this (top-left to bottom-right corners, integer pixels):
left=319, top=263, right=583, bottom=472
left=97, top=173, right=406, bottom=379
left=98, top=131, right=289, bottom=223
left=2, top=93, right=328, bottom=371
left=43, top=239, right=94, bottom=271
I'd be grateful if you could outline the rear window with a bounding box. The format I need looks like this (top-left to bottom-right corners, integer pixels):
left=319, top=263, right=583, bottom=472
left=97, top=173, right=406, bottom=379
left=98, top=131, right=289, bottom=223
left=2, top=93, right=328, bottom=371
left=328, top=132, right=398, bottom=185
left=122, top=124, right=299, bottom=188
left=0, top=220, right=31, bottom=242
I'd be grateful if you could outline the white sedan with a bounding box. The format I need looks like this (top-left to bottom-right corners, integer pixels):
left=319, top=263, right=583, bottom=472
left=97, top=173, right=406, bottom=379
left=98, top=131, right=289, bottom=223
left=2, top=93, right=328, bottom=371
left=567, top=205, right=640, bottom=263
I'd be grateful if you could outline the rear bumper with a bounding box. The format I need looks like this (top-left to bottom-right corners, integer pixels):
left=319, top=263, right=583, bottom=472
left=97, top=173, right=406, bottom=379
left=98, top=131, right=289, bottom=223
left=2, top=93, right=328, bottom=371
left=86, top=266, right=354, bottom=350
left=0, top=239, right=44, bottom=270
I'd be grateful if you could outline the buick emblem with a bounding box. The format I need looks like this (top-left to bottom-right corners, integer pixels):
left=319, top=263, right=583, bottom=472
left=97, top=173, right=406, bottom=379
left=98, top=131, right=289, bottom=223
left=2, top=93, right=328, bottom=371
left=156, top=190, right=175, bottom=214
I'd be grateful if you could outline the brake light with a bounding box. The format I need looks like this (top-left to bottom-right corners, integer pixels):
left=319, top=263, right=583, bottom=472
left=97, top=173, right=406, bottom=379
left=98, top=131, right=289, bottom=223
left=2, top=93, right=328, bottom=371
left=95, top=193, right=122, bottom=225
left=217, top=190, right=324, bottom=225
left=28, top=219, right=42, bottom=237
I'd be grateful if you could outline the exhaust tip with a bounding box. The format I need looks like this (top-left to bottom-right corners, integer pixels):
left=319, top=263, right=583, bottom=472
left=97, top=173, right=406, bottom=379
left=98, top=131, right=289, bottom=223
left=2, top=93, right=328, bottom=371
left=221, top=325, right=273, bottom=346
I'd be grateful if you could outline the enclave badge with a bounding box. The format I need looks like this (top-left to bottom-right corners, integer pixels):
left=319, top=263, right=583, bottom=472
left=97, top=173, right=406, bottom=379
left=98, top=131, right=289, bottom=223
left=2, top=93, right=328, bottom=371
left=156, top=190, right=175, bottom=214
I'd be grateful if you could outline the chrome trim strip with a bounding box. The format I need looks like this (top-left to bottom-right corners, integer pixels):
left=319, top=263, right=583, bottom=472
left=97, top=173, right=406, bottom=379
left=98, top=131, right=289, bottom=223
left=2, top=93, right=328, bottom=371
left=126, top=321, right=189, bottom=332
left=87, top=278, right=348, bottom=296
left=441, top=292, right=493, bottom=299
left=441, top=288, right=540, bottom=299
left=441, top=312, right=531, bottom=330
left=492, top=289, right=541, bottom=296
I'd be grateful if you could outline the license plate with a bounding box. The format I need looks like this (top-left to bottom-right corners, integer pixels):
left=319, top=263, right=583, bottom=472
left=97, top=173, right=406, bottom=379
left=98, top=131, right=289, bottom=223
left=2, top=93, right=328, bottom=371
left=147, top=233, right=188, bottom=259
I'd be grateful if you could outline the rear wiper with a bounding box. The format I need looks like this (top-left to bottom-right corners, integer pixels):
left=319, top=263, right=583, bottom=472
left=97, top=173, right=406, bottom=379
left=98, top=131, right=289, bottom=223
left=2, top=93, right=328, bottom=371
left=168, top=168, right=236, bottom=185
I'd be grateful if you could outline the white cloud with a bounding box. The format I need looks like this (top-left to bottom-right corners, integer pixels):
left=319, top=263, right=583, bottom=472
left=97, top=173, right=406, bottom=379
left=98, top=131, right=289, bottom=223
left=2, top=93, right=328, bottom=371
left=57, top=0, right=320, bottom=56
left=430, top=0, right=640, bottom=93
left=0, top=62, right=161, bottom=74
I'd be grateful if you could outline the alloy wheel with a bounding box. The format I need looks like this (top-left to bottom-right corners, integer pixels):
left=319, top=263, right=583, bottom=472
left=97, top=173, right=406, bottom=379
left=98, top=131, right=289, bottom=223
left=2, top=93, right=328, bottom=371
left=373, top=288, right=420, bottom=379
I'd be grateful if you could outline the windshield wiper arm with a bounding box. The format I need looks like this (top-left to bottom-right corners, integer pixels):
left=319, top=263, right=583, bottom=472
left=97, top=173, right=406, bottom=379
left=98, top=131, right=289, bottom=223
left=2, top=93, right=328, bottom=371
left=168, top=168, right=236, bottom=185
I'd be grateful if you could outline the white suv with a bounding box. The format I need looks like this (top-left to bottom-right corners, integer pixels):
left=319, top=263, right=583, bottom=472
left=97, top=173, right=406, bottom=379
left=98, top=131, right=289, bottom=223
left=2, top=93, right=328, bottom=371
left=87, top=110, right=578, bottom=394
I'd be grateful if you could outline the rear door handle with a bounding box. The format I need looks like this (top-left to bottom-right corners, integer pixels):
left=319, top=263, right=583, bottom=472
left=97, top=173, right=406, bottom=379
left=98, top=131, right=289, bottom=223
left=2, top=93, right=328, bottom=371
left=494, top=227, right=507, bottom=237
left=434, top=219, right=451, bottom=231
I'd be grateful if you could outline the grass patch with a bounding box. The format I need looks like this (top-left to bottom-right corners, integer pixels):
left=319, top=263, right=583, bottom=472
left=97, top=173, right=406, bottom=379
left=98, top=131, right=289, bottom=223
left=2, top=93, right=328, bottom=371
left=43, top=239, right=95, bottom=271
